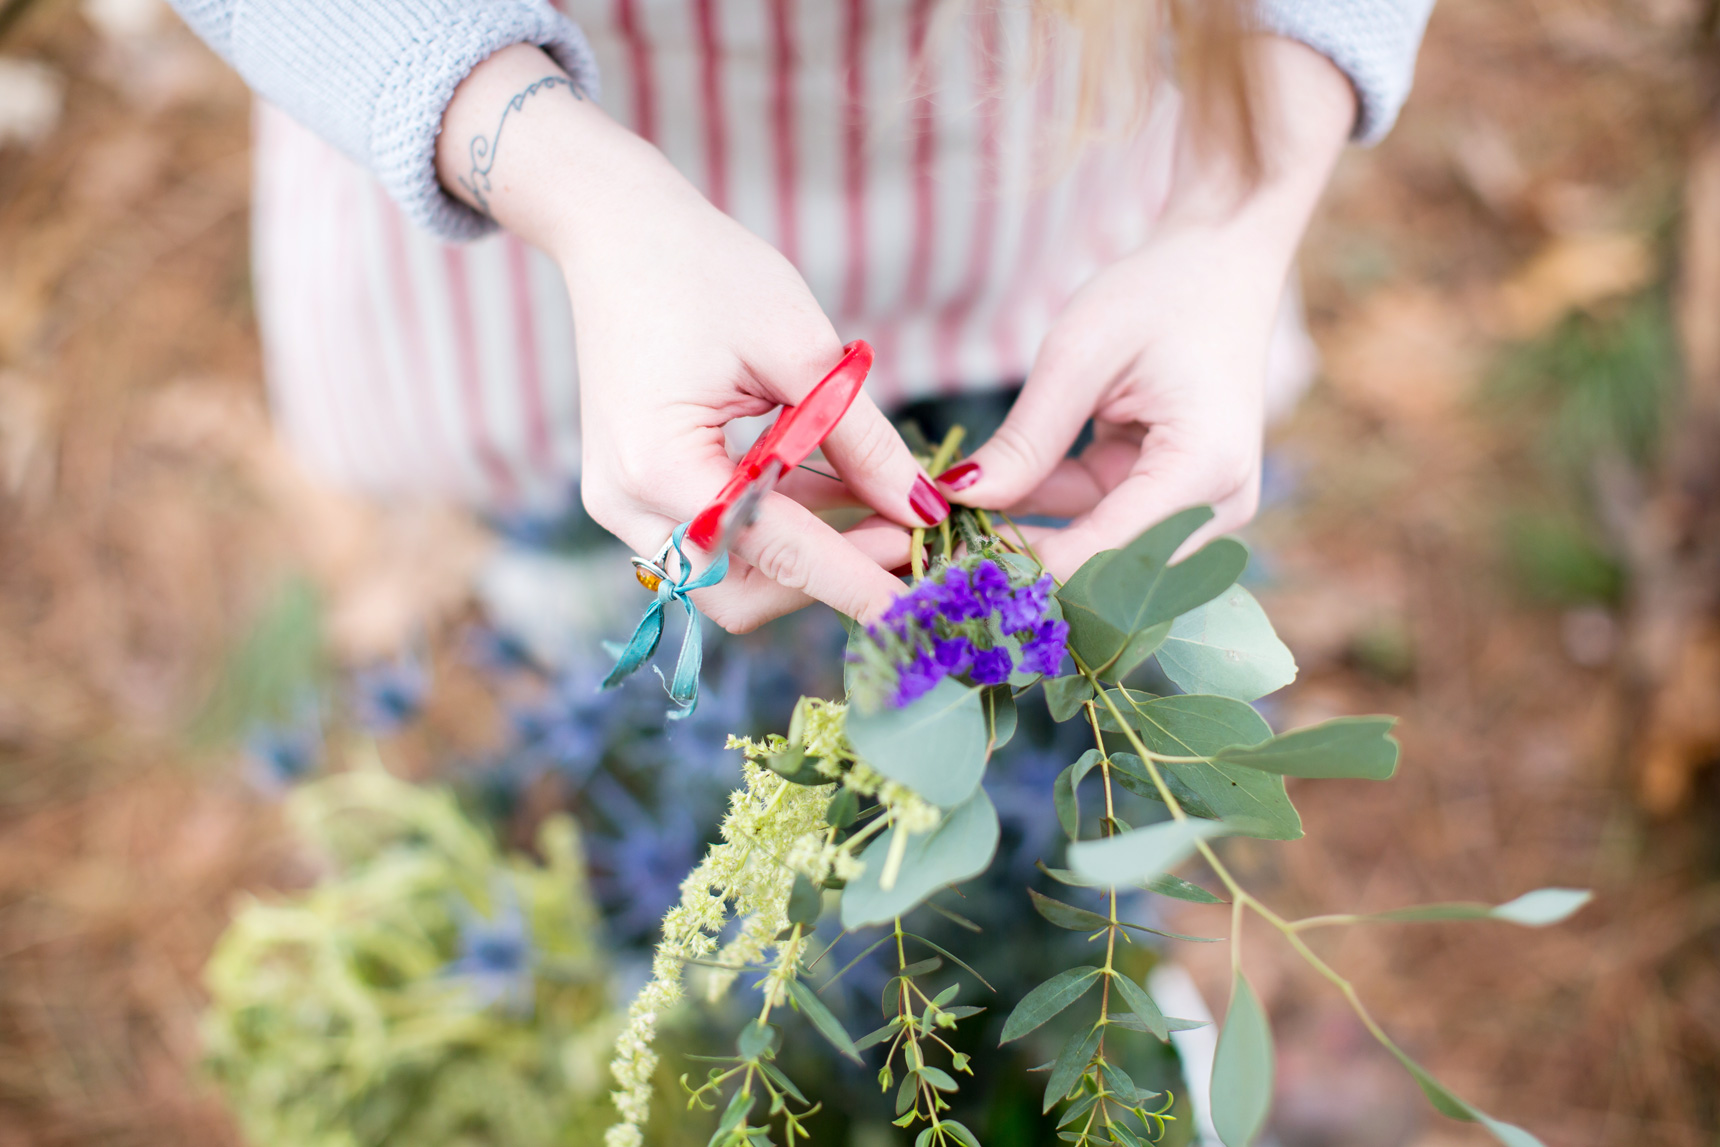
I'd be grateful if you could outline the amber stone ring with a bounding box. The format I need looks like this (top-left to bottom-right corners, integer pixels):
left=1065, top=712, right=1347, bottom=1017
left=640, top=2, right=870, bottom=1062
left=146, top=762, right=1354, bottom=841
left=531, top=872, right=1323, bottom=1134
left=630, top=538, right=676, bottom=592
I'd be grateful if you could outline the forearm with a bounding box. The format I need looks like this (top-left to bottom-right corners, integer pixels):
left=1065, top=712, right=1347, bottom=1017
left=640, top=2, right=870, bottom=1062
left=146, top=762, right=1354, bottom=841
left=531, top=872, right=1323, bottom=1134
left=1159, top=35, right=1356, bottom=276
left=435, top=43, right=693, bottom=266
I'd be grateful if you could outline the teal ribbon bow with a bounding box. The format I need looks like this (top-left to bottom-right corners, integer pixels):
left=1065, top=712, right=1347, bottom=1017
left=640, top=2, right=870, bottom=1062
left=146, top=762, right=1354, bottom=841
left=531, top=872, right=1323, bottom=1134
left=602, top=522, right=729, bottom=720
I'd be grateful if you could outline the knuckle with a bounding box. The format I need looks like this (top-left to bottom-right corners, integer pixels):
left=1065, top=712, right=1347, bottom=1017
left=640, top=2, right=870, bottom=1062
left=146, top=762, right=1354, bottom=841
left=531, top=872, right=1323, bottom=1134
left=607, top=450, right=660, bottom=506
left=984, top=423, right=1045, bottom=485
left=749, top=532, right=814, bottom=593
left=840, top=416, right=902, bottom=481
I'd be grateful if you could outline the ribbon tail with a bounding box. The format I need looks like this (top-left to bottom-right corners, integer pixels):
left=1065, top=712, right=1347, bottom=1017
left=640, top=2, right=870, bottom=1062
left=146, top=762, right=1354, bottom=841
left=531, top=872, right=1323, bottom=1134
left=665, top=596, right=705, bottom=720
left=601, top=602, right=666, bottom=690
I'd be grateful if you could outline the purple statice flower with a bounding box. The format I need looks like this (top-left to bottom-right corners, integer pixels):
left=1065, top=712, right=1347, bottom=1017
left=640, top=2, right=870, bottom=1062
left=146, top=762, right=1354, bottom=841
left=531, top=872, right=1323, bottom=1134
left=970, top=561, right=1011, bottom=612
left=880, top=582, right=938, bottom=635
left=996, top=590, right=1038, bottom=635
left=863, top=557, right=1070, bottom=707
left=894, top=649, right=942, bottom=707
left=936, top=567, right=986, bottom=622
left=1018, top=618, right=1071, bottom=676
left=970, top=646, right=1014, bottom=685
left=932, top=636, right=976, bottom=674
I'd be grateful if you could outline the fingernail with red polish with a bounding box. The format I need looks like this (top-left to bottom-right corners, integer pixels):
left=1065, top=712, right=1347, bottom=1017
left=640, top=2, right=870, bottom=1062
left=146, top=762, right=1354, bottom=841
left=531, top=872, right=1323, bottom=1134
left=909, top=475, right=950, bottom=525
left=935, top=460, right=982, bottom=492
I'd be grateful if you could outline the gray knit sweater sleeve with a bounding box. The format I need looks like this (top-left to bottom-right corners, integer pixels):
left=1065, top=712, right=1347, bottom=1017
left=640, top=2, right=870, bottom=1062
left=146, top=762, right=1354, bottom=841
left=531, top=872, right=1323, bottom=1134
left=1255, top=0, right=1436, bottom=144
left=167, top=0, right=599, bottom=240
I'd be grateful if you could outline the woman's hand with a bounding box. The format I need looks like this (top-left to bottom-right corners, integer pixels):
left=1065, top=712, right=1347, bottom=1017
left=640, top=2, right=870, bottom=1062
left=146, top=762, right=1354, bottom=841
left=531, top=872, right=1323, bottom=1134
left=939, top=36, right=1356, bottom=580
left=437, top=45, right=947, bottom=631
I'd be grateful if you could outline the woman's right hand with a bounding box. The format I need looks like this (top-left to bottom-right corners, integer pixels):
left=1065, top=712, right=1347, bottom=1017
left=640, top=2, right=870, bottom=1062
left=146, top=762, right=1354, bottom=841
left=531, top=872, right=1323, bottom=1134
left=438, top=45, right=946, bottom=631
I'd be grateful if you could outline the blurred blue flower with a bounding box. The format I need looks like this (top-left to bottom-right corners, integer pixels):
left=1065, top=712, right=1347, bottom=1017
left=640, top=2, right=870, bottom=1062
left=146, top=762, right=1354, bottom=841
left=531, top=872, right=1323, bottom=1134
left=350, top=655, right=430, bottom=734
left=460, top=622, right=538, bottom=676
left=586, top=797, right=704, bottom=941
left=241, top=702, right=324, bottom=795
left=446, top=886, right=536, bottom=1013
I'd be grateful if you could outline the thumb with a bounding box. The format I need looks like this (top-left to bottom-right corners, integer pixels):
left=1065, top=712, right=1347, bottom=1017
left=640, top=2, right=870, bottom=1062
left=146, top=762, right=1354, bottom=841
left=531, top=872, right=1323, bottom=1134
left=936, top=341, right=1101, bottom=510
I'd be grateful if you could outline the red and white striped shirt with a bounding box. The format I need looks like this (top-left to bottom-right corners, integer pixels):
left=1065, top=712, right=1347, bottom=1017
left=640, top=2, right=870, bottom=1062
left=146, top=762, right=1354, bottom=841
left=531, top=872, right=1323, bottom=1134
left=252, top=0, right=1318, bottom=512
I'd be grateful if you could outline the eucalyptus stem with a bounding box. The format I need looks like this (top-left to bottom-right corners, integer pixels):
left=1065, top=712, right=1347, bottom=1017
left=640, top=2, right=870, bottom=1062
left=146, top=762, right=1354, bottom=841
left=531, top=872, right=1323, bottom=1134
left=1070, top=652, right=1430, bottom=1086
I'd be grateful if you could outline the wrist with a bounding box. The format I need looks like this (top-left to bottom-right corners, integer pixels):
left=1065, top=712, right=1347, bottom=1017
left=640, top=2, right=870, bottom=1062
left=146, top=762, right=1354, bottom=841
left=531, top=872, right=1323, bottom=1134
left=1158, top=35, right=1352, bottom=262
left=435, top=43, right=691, bottom=265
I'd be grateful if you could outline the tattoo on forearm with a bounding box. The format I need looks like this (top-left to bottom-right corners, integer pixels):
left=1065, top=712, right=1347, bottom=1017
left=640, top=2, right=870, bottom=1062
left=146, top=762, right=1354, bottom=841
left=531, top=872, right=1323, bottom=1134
left=458, top=75, right=584, bottom=215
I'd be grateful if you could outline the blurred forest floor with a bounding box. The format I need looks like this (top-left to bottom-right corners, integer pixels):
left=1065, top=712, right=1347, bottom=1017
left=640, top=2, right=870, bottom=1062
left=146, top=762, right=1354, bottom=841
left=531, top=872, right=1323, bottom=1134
left=0, top=0, right=1717, bottom=1145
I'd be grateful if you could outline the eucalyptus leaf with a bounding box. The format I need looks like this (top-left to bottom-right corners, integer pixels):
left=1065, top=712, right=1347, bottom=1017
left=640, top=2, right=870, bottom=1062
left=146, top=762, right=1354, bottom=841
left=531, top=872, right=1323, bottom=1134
left=1027, top=888, right=1111, bottom=933
left=765, top=743, right=830, bottom=786
left=1105, top=694, right=1303, bottom=841
left=1215, top=716, right=1400, bottom=781
left=1067, top=819, right=1225, bottom=887
left=1211, top=972, right=1273, bottom=1147
left=847, top=677, right=988, bottom=808
left=1042, top=1023, right=1103, bottom=1114
left=758, top=1059, right=806, bottom=1104
left=737, top=1020, right=777, bottom=1061
left=1044, top=675, right=1095, bottom=723
left=942, top=1121, right=982, bottom=1147
left=825, top=787, right=859, bottom=829
left=1145, top=872, right=1227, bottom=904
left=1107, top=971, right=1170, bottom=1041
left=839, top=790, right=1000, bottom=929
left=1370, top=888, right=1592, bottom=927
left=984, top=684, right=1017, bottom=750
left=1055, top=507, right=1249, bottom=681
left=1380, top=1045, right=1550, bottom=1146
left=1072, top=748, right=1105, bottom=786
left=717, top=1087, right=756, bottom=1136
left=1054, top=765, right=1080, bottom=842
left=786, top=874, right=822, bottom=927
left=917, top=1066, right=959, bottom=1092
left=786, top=978, right=861, bottom=1062
left=999, top=966, right=1103, bottom=1043
left=855, top=1020, right=900, bottom=1051
left=1157, top=585, right=1297, bottom=701
left=1034, top=860, right=1094, bottom=888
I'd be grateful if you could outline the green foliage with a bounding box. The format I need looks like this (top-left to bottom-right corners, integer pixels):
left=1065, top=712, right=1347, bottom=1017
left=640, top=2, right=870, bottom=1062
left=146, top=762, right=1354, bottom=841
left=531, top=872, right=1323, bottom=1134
left=983, top=684, right=1017, bottom=750
left=1156, top=586, right=1297, bottom=701
left=1067, top=819, right=1226, bottom=888
left=999, top=967, right=1103, bottom=1042
left=1211, top=973, right=1273, bottom=1147
left=786, top=979, right=861, bottom=1062
left=1213, top=716, right=1400, bottom=781
left=200, top=768, right=615, bottom=1147
left=1502, top=509, right=1625, bottom=606
left=621, top=500, right=1583, bottom=1147
left=1044, top=675, right=1095, bottom=722
left=1361, top=887, right=1592, bottom=927
left=1056, top=507, right=1249, bottom=682
left=1490, top=291, right=1679, bottom=475
left=839, top=789, right=1000, bottom=929
left=1101, top=697, right=1304, bottom=841
left=192, top=576, right=325, bottom=746
left=848, top=677, right=988, bottom=808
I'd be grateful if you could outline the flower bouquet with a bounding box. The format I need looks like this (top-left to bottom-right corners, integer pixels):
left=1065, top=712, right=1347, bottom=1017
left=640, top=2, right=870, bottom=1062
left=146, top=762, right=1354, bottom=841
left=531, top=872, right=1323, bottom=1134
left=602, top=496, right=1589, bottom=1147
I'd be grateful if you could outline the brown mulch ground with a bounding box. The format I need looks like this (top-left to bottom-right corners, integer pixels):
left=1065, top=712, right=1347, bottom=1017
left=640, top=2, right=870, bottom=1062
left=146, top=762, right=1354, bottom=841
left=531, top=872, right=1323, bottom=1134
left=0, top=1, right=1715, bottom=1145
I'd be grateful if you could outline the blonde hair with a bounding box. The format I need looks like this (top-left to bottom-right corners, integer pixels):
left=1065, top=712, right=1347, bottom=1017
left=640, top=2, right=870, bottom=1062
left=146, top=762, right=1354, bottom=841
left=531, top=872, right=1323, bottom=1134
left=955, top=0, right=1262, bottom=180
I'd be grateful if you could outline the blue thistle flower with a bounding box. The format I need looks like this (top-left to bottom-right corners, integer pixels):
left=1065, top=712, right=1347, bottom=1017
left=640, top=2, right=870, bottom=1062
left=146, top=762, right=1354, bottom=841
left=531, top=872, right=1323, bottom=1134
left=350, top=655, right=430, bottom=734
left=446, top=886, right=536, bottom=1013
